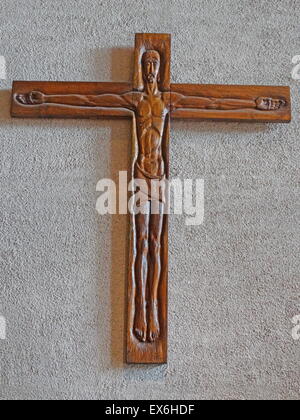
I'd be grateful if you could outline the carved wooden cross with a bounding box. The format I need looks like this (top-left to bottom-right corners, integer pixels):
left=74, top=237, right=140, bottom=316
left=11, top=33, right=291, bottom=364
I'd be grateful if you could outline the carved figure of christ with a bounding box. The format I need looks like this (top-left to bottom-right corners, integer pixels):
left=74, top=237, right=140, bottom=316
left=11, top=33, right=291, bottom=364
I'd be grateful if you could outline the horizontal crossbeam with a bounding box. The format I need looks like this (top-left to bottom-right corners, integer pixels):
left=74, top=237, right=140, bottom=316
left=11, top=81, right=133, bottom=119
left=171, top=83, right=291, bottom=123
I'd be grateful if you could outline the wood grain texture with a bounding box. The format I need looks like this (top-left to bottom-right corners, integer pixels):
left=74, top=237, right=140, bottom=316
left=11, top=81, right=133, bottom=119
left=171, top=84, right=291, bottom=122
left=126, top=34, right=171, bottom=364
left=133, top=33, right=171, bottom=92
left=126, top=117, right=170, bottom=364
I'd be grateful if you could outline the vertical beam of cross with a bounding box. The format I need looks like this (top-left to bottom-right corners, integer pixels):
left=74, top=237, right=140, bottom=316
left=126, top=34, right=171, bottom=364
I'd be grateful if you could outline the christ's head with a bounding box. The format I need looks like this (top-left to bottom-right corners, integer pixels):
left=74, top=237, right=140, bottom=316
left=142, top=50, right=161, bottom=84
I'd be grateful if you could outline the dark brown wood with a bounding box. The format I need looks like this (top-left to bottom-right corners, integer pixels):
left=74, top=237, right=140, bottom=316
left=10, top=33, right=292, bottom=365
left=11, top=81, right=133, bottom=119
left=171, top=84, right=291, bottom=123
left=133, top=33, right=171, bottom=92
left=127, top=33, right=171, bottom=364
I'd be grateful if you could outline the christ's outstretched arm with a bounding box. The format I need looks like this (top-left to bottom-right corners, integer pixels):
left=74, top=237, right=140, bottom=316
left=16, top=91, right=135, bottom=110
left=171, top=92, right=286, bottom=111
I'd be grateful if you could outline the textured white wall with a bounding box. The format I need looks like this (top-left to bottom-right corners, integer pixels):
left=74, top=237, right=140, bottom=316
left=0, top=0, right=299, bottom=400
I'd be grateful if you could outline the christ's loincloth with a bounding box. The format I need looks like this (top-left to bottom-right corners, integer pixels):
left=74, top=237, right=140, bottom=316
left=134, top=162, right=166, bottom=206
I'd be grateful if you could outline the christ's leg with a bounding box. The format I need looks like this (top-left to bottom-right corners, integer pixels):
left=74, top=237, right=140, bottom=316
left=133, top=201, right=150, bottom=342
left=147, top=201, right=164, bottom=342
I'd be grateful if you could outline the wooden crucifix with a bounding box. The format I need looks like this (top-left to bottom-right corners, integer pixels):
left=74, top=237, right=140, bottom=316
left=11, top=33, right=291, bottom=364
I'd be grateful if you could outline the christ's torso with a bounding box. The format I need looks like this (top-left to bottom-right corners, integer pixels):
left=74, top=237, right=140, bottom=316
left=135, top=92, right=168, bottom=177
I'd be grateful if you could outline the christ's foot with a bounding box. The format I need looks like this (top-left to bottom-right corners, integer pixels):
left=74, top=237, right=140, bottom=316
left=256, top=97, right=285, bottom=111
left=133, top=299, right=147, bottom=342
left=148, top=300, right=160, bottom=342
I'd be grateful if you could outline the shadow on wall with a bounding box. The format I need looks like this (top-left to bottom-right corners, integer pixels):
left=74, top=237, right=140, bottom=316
left=0, top=90, right=11, bottom=122
left=93, top=47, right=134, bottom=82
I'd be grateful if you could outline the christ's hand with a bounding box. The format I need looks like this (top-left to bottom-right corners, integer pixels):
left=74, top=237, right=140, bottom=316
left=256, top=97, right=285, bottom=111
left=16, top=91, right=45, bottom=105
